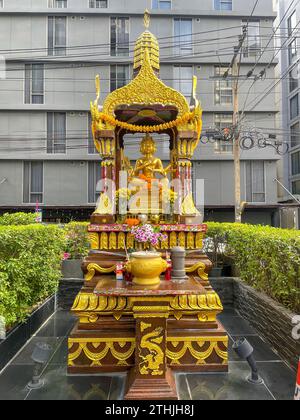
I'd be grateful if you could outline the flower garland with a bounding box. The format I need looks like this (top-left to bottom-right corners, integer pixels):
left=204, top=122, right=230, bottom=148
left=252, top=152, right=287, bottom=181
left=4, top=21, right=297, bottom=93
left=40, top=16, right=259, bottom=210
left=98, top=111, right=197, bottom=133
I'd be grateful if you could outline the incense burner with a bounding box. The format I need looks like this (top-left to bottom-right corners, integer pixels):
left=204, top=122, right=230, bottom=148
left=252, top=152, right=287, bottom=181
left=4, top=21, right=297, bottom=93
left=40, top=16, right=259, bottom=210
left=125, top=251, right=168, bottom=286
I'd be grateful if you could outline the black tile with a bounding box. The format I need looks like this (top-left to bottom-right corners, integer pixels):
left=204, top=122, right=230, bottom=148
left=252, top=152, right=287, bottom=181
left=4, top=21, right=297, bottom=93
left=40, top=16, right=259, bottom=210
left=11, top=337, right=63, bottom=366
left=229, top=336, right=281, bottom=363
left=176, top=374, right=191, bottom=400
left=185, top=363, right=273, bottom=400
left=217, top=308, right=239, bottom=317
left=218, top=316, right=257, bottom=336
left=256, top=362, right=296, bottom=401
left=0, top=297, right=56, bottom=371
left=108, top=375, right=126, bottom=400
left=35, top=312, right=76, bottom=338
left=0, top=322, right=31, bottom=371
left=0, top=364, right=34, bottom=400
left=48, top=337, right=68, bottom=365
left=27, top=365, right=115, bottom=400
left=29, top=295, right=55, bottom=336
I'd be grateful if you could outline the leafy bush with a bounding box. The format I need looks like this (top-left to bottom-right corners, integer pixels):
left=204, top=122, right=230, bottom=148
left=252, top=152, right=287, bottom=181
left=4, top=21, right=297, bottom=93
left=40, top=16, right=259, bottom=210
left=64, top=222, right=89, bottom=259
left=206, top=222, right=300, bottom=313
left=0, top=225, right=66, bottom=329
left=0, top=212, right=37, bottom=226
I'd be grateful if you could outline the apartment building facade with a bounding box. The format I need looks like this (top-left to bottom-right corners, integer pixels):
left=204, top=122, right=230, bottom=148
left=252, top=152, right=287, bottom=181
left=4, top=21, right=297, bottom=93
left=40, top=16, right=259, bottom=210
left=0, top=0, right=279, bottom=223
left=279, top=0, right=300, bottom=202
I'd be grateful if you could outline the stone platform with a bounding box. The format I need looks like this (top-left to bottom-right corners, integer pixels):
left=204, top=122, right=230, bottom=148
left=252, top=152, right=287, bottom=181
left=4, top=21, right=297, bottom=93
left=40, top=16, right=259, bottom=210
left=68, top=276, right=228, bottom=400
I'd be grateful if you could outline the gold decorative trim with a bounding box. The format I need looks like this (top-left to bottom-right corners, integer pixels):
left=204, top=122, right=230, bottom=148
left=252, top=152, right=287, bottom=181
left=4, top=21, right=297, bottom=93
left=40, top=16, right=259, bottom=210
left=139, top=322, right=164, bottom=376
left=102, top=50, right=189, bottom=117
left=186, top=262, right=209, bottom=281
left=68, top=337, right=135, bottom=367
left=85, top=263, right=116, bottom=282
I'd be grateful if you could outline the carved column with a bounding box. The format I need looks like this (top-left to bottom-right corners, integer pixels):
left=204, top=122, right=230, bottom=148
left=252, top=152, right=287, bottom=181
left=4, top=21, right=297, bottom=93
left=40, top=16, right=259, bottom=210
left=91, top=130, right=116, bottom=224
left=125, top=300, right=178, bottom=400
left=176, top=132, right=194, bottom=223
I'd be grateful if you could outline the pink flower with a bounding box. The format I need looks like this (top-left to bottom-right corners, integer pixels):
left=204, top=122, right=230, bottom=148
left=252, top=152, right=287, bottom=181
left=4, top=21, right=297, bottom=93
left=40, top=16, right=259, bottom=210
left=63, top=252, right=71, bottom=261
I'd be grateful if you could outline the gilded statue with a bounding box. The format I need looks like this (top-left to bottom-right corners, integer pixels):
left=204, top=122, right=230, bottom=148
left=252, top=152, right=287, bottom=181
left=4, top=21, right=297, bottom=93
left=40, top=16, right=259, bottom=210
left=132, top=134, right=172, bottom=181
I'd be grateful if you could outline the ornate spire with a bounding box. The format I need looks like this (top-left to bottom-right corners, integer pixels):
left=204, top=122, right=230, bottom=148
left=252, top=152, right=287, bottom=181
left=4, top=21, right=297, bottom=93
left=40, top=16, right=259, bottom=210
left=144, top=9, right=150, bottom=29
left=134, top=10, right=159, bottom=72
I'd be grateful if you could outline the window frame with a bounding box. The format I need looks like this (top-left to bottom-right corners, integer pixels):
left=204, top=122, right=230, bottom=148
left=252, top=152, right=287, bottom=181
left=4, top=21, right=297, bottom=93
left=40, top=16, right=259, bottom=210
left=173, top=65, right=193, bottom=101
left=89, top=0, right=108, bottom=8
left=245, top=160, right=266, bottom=204
left=24, top=63, right=45, bottom=105
left=152, top=0, right=172, bottom=10
left=173, top=18, right=193, bottom=57
left=214, top=66, right=233, bottom=106
left=47, top=112, right=67, bottom=154
left=214, top=113, right=234, bottom=154
left=110, top=16, right=130, bottom=57
left=23, top=161, right=44, bottom=205
left=48, top=15, right=67, bottom=57
left=88, top=161, right=102, bottom=204
left=110, top=64, right=130, bottom=92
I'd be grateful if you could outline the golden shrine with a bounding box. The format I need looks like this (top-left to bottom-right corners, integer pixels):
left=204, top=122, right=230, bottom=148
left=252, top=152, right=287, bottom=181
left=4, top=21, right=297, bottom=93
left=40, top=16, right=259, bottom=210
left=68, top=11, right=228, bottom=400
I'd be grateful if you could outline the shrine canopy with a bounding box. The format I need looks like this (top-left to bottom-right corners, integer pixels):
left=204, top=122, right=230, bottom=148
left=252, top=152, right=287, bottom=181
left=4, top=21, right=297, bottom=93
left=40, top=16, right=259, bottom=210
left=90, top=10, right=203, bottom=155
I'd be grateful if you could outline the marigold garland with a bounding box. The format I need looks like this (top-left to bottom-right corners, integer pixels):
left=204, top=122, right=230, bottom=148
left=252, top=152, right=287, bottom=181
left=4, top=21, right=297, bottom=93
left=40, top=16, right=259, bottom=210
left=98, top=111, right=198, bottom=133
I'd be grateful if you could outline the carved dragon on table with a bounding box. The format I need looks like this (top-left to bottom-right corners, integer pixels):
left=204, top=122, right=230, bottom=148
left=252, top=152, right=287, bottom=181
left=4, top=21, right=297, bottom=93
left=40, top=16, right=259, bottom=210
left=139, top=322, right=164, bottom=376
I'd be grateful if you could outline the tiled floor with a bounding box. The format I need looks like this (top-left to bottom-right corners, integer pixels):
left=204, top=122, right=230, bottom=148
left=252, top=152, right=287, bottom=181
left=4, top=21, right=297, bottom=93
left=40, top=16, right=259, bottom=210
left=0, top=310, right=296, bottom=400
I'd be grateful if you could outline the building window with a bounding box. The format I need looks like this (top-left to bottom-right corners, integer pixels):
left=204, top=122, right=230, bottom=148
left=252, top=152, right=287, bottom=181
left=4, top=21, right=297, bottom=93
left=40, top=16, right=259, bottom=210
left=292, top=180, right=300, bottom=194
left=0, top=1, right=3, bottom=8
left=88, top=113, right=97, bottom=154
left=88, top=162, right=102, bottom=203
left=173, top=65, right=193, bottom=101
left=288, top=11, right=297, bottom=37
left=288, top=39, right=297, bottom=65
left=243, top=20, right=261, bottom=57
left=290, top=94, right=299, bottom=120
left=152, top=0, right=171, bottom=9
left=214, top=0, right=232, bottom=11
left=23, top=162, right=44, bottom=204
left=174, top=18, right=193, bottom=56
left=48, top=0, right=67, bottom=8
left=289, top=69, right=298, bottom=93
left=110, top=17, right=129, bottom=57
left=292, top=151, right=300, bottom=175
left=48, top=16, right=67, bottom=56
left=89, top=0, right=108, bottom=7
left=291, top=122, right=300, bottom=148
left=47, top=112, right=66, bottom=154
left=246, top=161, right=266, bottom=203
left=110, top=65, right=130, bottom=91
left=214, top=114, right=233, bottom=153
left=215, top=66, right=233, bottom=105
left=24, top=64, right=44, bottom=104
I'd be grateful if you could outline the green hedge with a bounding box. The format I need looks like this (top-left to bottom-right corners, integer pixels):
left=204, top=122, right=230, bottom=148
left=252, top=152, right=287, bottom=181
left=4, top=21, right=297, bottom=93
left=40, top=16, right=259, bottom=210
left=0, top=212, right=37, bottom=226
left=0, top=225, right=66, bottom=328
left=64, top=222, right=89, bottom=259
left=206, top=222, right=300, bottom=313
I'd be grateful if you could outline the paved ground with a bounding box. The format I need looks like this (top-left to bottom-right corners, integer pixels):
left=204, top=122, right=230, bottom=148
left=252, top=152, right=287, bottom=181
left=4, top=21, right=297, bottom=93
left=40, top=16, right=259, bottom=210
left=0, top=309, right=296, bottom=400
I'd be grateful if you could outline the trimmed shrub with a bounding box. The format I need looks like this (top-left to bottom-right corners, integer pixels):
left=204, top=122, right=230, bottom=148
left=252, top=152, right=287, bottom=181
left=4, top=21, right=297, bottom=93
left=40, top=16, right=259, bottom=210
left=0, top=212, right=36, bottom=226
left=64, top=222, right=89, bottom=259
left=206, top=222, right=300, bottom=313
left=0, top=225, right=66, bottom=328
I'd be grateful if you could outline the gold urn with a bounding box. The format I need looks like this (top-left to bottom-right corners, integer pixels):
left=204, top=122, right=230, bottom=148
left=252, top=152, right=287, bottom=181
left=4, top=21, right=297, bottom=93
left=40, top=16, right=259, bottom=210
left=125, top=251, right=168, bottom=286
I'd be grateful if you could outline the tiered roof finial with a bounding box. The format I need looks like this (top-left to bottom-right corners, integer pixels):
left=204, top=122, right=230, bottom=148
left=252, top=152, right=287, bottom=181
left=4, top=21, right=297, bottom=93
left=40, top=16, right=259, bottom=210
left=144, top=9, right=150, bottom=29
left=134, top=9, right=160, bottom=72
